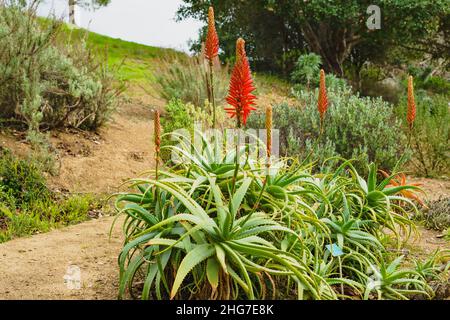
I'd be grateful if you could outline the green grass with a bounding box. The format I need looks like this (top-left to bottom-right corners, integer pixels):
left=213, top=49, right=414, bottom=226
left=0, top=149, right=105, bottom=243
left=0, top=194, right=103, bottom=243
left=61, top=24, right=186, bottom=84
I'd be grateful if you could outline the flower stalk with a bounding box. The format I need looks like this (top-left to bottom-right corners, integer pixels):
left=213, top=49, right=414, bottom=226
left=226, top=38, right=257, bottom=193
left=407, top=75, right=416, bottom=147
left=205, top=6, right=219, bottom=128
left=154, top=110, right=161, bottom=180
left=318, top=69, right=328, bottom=134
left=266, top=104, right=272, bottom=166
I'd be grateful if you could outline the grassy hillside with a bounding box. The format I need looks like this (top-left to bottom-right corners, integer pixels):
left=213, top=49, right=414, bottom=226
left=61, top=24, right=185, bottom=84
left=60, top=24, right=290, bottom=96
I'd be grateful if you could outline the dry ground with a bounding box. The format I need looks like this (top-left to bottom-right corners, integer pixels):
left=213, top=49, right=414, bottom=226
left=0, top=216, right=123, bottom=300
left=0, top=100, right=158, bottom=300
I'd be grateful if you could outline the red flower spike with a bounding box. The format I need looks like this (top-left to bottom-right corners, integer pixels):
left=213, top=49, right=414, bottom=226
left=204, top=7, right=219, bottom=62
left=225, top=38, right=257, bottom=127
left=318, top=69, right=328, bottom=122
left=407, top=76, right=416, bottom=130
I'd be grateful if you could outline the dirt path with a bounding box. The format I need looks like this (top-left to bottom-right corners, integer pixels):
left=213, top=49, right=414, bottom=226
left=48, top=103, right=157, bottom=194
left=0, top=99, right=159, bottom=300
left=0, top=216, right=123, bottom=300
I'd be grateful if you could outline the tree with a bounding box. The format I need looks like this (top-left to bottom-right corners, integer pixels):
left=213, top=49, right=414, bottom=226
left=68, top=0, right=110, bottom=25
left=177, top=0, right=449, bottom=76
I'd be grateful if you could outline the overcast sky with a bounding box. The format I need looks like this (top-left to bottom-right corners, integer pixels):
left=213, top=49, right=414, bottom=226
left=36, top=0, right=203, bottom=52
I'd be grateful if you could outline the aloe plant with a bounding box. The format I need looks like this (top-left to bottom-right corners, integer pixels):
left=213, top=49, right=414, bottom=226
left=114, top=133, right=436, bottom=300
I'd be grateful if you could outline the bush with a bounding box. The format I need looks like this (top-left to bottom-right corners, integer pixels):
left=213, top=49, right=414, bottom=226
left=291, top=53, right=348, bottom=93
left=114, top=132, right=440, bottom=300
left=247, top=87, right=406, bottom=174
left=0, top=149, right=50, bottom=207
left=0, top=148, right=102, bottom=242
left=397, top=92, right=449, bottom=177
left=0, top=2, right=122, bottom=131
left=159, top=99, right=228, bottom=162
left=421, top=197, right=450, bottom=232
left=291, top=53, right=322, bottom=89
left=153, top=54, right=229, bottom=107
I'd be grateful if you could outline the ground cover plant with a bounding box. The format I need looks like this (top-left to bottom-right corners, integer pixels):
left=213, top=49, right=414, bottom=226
left=114, top=6, right=449, bottom=300
left=0, top=148, right=102, bottom=242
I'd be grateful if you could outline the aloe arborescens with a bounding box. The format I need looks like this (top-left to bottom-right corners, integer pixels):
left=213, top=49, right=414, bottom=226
left=318, top=69, right=328, bottom=132
left=225, top=38, right=256, bottom=128
left=205, top=6, right=220, bottom=127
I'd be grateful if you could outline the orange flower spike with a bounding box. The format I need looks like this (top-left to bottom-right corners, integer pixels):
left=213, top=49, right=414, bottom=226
left=236, top=38, right=246, bottom=64
left=407, top=75, right=416, bottom=130
left=204, top=7, right=219, bottom=62
left=225, top=38, right=257, bottom=127
left=318, top=69, right=328, bottom=123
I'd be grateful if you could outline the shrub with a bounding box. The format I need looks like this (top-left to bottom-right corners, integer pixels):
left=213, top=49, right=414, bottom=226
left=159, top=99, right=228, bottom=162
left=407, top=65, right=450, bottom=95
left=396, top=92, right=449, bottom=177
left=420, top=197, right=450, bottom=231
left=291, top=53, right=349, bottom=93
left=291, top=53, right=322, bottom=89
left=0, top=2, right=122, bottom=131
left=0, top=149, right=50, bottom=207
left=247, top=87, right=406, bottom=174
left=0, top=148, right=102, bottom=242
left=153, top=54, right=229, bottom=108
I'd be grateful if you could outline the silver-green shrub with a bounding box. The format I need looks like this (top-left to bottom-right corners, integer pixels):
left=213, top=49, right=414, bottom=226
left=247, top=86, right=407, bottom=174
left=0, top=2, right=121, bottom=131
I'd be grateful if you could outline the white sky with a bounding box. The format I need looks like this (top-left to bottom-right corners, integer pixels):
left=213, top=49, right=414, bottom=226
left=36, top=0, right=203, bottom=52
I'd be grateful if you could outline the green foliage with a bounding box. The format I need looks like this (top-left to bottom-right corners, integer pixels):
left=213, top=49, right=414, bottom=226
left=159, top=99, right=228, bottom=162
left=363, top=255, right=433, bottom=300
left=407, top=66, right=450, bottom=95
left=0, top=193, right=100, bottom=243
left=420, top=198, right=450, bottom=232
left=291, top=53, right=322, bottom=88
left=0, top=149, right=50, bottom=207
left=0, top=3, right=122, bottom=131
left=247, top=87, right=406, bottom=174
left=0, top=149, right=102, bottom=242
left=178, top=0, right=449, bottom=76
left=114, top=131, right=441, bottom=300
left=153, top=55, right=229, bottom=108
left=397, top=93, right=449, bottom=177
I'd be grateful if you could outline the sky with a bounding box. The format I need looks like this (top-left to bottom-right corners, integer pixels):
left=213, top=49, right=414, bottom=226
left=36, top=0, right=203, bottom=52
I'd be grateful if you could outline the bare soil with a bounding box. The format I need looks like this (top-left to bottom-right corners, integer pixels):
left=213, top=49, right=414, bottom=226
left=0, top=100, right=158, bottom=300
left=0, top=215, right=123, bottom=300
left=48, top=103, right=157, bottom=194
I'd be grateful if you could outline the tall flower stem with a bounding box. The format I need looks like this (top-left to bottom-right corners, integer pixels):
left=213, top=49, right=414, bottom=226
left=205, top=6, right=219, bottom=128
left=301, top=69, right=328, bottom=167
left=231, top=124, right=241, bottom=195
left=209, top=60, right=217, bottom=128
left=226, top=37, right=256, bottom=194
left=154, top=110, right=161, bottom=181
left=406, top=75, right=416, bottom=150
